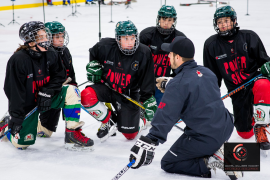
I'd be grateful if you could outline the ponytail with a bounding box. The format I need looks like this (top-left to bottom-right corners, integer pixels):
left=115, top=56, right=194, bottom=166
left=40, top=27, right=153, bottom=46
left=14, top=44, right=29, bottom=53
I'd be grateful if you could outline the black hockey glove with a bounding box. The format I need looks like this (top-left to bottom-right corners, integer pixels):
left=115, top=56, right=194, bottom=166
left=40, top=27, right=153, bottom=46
left=8, top=117, right=23, bottom=136
left=129, top=135, right=156, bottom=169
left=37, top=87, right=54, bottom=112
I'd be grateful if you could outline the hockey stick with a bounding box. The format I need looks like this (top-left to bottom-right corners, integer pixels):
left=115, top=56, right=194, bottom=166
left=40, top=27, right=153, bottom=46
left=111, top=159, right=135, bottom=180
left=0, top=77, right=72, bottom=140
left=78, top=80, right=89, bottom=87
left=221, top=74, right=262, bottom=100
left=103, top=82, right=145, bottom=111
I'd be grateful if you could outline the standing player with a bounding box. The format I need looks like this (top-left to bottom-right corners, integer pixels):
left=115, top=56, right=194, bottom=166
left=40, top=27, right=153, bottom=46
left=203, top=6, right=270, bottom=151
left=81, top=20, right=157, bottom=141
left=139, top=5, right=186, bottom=105
left=0, top=21, right=93, bottom=151
left=36, top=21, right=78, bottom=138
left=128, top=37, right=242, bottom=179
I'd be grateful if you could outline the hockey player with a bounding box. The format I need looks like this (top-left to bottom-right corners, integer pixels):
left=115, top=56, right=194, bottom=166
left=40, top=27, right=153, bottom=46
left=128, top=36, right=242, bottom=179
left=139, top=5, right=186, bottom=105
left=203, top=6, right=270, bottom=151
left=0, top=21, right=93, bottom=151
left=81, top=20, right=157, bottom=141
left=35, top=21, right=78, bottom=138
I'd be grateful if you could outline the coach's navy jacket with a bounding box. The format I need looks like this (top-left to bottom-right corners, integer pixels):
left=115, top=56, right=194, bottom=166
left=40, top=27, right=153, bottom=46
left=147, top=60, right=234, bottom=146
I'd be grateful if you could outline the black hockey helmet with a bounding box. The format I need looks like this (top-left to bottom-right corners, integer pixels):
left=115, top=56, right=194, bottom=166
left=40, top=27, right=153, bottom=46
left=19, top=21, right=52, bottom=49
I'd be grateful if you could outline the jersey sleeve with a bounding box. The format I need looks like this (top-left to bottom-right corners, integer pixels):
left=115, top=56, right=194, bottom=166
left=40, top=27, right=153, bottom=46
left=89, top=42, right=100, bottom=62
left=138, top=48, right=155, bottom=102
left=139, top=29, right=151, bottom=46
left=67, top=51, right=77, bottom=86
left=4, top=56, right=27, bottom=120
left=249, top=32, right=270, bottom=67
left=44, top=52, right=66, bottom=94
left=147, top=80, right=185, bottom=144
left=203, top=41, right=223, bottom=87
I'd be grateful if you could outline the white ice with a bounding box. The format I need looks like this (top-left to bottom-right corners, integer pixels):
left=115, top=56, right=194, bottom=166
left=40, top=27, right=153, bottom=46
left=0, top=0, right=270, bottom=179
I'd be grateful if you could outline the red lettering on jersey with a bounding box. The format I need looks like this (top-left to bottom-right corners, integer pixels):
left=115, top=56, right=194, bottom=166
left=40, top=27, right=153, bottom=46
left=110, top=72, right=114, bottom=82
left=239, top=71, right=247, bottom=80
left=115, top=72, right=121, bottom=84
left=162, top=54, right=168, bottom=65
left=158, top=102, right=166, bottom=109
left=126, top=74, right=131, bottom=87
left=235, top=71, right=242, bottom=84
left=241, top=56, right=247, bottom=69
left=229, top=61, right=236, bottom=72
left=106, top=69, right=111, bottom=79
left=231, top=74, right=238, bottom=85
left=121, top=73, right=126, bottom=86
left=157, top=67, right=162, bottom=76
left=224, top=62, right=229, bottom=74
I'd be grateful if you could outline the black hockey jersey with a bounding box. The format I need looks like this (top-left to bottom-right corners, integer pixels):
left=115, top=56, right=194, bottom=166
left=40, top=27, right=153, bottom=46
left=58, top=47, right=77, bottom=86
left=4, top=48, right=66, bottom=120
left=139, top=27, right=186, bottom=77
left=203, top=29, right=270, bottom=92
left=89, top=38, right=155, bottom=102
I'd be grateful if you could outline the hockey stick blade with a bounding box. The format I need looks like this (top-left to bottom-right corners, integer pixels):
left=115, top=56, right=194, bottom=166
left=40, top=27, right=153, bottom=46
left=111, top=159, right=135, bottom=180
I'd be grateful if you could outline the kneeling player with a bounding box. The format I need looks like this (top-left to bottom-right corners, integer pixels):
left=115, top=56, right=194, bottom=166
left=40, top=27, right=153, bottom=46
left=36, top=21, right=78, bottom=138
left=203, top=6, right=270, bottom=152
left=81, top=20, right=157, bottom=141
left=128, top=37, right=242, bottom=179
left=0, top=21, right=93, bottom=151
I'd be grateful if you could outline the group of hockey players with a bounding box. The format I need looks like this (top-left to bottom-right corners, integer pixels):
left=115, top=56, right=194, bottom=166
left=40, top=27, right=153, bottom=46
left=0, top=4, right=270, bottom=180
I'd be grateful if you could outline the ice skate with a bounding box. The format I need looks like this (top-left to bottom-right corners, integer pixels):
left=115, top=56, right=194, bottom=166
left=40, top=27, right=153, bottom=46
left=0, top=114, right=10, bottom=137
left=206, top=144, right=243, bottom=180
left=254, top=123, right=270, bottom=157
left=65, top=121, right=94, bottom=151
left=97, top=119, right=117, bottom=143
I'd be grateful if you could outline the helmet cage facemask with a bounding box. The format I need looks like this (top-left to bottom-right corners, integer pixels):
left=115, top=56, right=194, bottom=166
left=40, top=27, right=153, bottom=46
left=213, top=17, right=238, bottom=36
left=156, top=16, right=177, bottom=35
left=116, top=33, right=139, bottom=55
left=22, top=27, right=52, bottom=50
left=51, top=31, right=69, bottom=52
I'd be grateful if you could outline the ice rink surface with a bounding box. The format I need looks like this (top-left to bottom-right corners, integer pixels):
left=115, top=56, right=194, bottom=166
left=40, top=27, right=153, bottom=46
left=0, top=0, right=270, bottom=179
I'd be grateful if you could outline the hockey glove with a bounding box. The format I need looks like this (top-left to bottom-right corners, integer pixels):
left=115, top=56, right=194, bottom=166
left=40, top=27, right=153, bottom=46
left=156, top=77, right=173, bottom=93
left=86, top=60, right=103, bottom=83
left=8, top=117, right=23, bottom=136
left=129, top=135, right=156, bottom=169
left=37, top=87, right=54, bottom=112
left=261, top=62, right=270, bottom=77
left=143, top=96, right=157, bottom=122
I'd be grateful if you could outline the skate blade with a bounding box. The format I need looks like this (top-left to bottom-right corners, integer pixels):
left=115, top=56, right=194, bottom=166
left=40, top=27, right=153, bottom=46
left=65, top=143, right=94, bottom=152
left=100, top=125, right=117, bottom=143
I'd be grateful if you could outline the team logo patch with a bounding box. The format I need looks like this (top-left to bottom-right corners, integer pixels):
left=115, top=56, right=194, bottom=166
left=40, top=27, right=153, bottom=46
left=131, top=61, right=139, bottom=71
left=118, top=62, right=121, bottom=67
left=231, top=48, right=234, bottom=53
left=104, top=60, right=114, bottom=66
left=24, top=133, right=34, bottom=141
left=215, top=54, right=227, bottom=60
left=243, top=42, right=248, bottom=52
left=89, top=110, right=103, bottom=118
left=27, top=73, right=33, bottom=78
left=38, top=69, right=42, bottom=74
left=150, top=45, right=157, bottom=50
left=74, top=87, right=81, bottom=98
left=254, top=108, right=265, bottom=121
left=196, top=70, right=203, bottom=77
